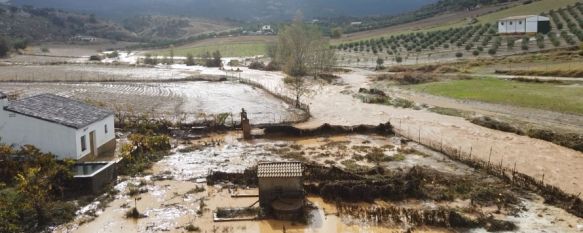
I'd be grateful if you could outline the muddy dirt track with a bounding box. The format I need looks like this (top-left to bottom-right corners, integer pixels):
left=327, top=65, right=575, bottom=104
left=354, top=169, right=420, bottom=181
left=295, top=69, right=583, bottom=196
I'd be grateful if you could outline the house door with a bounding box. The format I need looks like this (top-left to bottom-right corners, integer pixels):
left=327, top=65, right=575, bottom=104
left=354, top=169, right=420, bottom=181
left=89, top=131, right=97, bottom=158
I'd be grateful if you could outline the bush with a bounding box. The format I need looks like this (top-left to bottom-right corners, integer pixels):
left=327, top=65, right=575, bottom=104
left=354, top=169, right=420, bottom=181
left=248, top=60, right=265, bottom=70
left=89, top=55, right=102, bottom=61
left=265, top=61, right=281, bottom=71
left=0, top=37, right=9, bottom=58
left=472, top=50, right=480, bottom=56
left=488, top=48, right=497, bottom=55
left=455, top=52, right=463, bottom=58
left=395, top=56, right=403, bottom=63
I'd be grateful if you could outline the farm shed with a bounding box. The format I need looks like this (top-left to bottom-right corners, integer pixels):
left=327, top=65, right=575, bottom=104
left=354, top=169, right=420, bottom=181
left=0, top=93, right=116, bottom=161
left=257, top=162, right=304, bottom=220
left=498, top=15, right=550, bottom=34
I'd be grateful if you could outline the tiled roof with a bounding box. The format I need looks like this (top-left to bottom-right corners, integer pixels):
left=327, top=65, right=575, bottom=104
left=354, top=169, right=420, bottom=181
left=4, top=94, right=113, bottom=129
left=257, top=162, right=303, bottom=178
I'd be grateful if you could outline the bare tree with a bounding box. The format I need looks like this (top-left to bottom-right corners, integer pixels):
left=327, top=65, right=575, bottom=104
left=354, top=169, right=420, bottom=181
left=273, top=21, right=335, bottom=107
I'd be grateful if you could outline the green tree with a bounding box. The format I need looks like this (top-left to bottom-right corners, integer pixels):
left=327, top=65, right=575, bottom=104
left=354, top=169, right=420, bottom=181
left=376, top=57, right=384, bottom=70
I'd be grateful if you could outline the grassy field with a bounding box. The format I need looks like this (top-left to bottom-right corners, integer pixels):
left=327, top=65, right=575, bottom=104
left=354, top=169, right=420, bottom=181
left=412, top=78, right=583, bottom=115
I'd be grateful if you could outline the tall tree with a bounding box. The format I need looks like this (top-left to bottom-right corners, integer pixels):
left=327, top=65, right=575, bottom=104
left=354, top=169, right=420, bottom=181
left=273, top=21, right=335, bottom=107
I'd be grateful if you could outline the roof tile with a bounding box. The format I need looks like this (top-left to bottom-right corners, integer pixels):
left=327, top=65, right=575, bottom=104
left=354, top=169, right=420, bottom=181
left=257, top=162, right=303, bottom=178
left=4, top=94, right=113, bottom=129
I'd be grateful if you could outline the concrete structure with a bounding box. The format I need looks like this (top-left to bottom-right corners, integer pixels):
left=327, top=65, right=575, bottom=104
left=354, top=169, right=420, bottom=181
left=72, top=161, right=118, bottom=194
left=0, top=93, right=116, bottom=161
left=498, top=15, right=551, bottom=34
left=257, top=162, right=304, bottom=220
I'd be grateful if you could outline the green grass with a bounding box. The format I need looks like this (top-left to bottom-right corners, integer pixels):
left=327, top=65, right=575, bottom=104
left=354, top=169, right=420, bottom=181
left=412, top=78, right=583, bottom=115
left=157, top=42, right=268, bottom=57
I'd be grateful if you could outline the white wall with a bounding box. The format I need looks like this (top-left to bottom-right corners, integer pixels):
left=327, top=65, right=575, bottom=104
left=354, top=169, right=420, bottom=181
left=526, top=17, right=539, bottom=33
left=515, top=19, right=526, bottom=33
left=74, top=115, right=115, bottom=159
left=0, top=105, right=78, bottom=160
left=0, top=99, right=115, bottom=160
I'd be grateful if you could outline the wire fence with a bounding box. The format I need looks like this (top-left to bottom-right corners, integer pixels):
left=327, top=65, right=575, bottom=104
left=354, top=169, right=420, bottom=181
left=390, top=117, right=583, bottom=218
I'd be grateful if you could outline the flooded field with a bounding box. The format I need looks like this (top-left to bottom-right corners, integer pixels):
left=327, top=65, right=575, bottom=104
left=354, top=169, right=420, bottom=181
left=54, top=132, right=582, bottom=233
left=0, top=65, right=193, bottom=82
left=0, top=81, right=303, bottom=124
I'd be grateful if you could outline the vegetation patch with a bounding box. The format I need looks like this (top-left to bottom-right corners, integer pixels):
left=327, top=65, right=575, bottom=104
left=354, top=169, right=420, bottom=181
left=495, top=69, right=583, bottom=78
left=412, top=78, right=583, bottom=115
left=470, top=116, right=524, bottom=135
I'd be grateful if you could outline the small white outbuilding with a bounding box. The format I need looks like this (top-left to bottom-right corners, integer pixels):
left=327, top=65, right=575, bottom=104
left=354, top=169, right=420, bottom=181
left=498, top=15, right=551, bottom=34
left=0, top=93, right=116, bottom=161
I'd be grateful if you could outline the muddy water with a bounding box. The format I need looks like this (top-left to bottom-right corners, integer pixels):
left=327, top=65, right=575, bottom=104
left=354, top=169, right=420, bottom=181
left=0, top=81, right=302, bottom=124
left=54, top=133, right=582, bottom=233
left=292, top=68, right=583, bottom=196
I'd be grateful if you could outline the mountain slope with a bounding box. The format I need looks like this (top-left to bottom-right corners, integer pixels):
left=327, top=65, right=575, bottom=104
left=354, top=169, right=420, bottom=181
left=8, top=0, right=436, bottom=21
left=0, top=4, right=136, bottom=41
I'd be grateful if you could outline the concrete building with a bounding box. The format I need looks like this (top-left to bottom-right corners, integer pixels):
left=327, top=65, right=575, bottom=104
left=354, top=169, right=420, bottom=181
left=498, top=15, right=551, bottom=34
left=257, top=162, right=304, bottom=220
left=0, top=93, right=116, bottom=161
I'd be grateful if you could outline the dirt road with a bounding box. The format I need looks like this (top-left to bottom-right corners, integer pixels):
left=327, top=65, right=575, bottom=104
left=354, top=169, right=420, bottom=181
left=295, top=69, right=583, bottom=196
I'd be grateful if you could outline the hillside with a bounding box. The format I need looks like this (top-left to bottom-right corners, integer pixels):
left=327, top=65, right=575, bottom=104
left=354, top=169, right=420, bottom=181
left=0, top=4, right=136, bottom=42
left=122, top=15, right=237, bottom=42
left=337, top=0, right=581, bottom=43
left=8, top=0, right=434, bottom=21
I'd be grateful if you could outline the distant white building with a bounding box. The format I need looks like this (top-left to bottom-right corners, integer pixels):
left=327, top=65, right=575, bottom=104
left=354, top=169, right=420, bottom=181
left=497, top=15, right=551, bottom=34
left=261, top=25, right=274, bottom=34
left=0, top=93, right=116, bottom=161
left=70, top=35, right=97, bottom=42
left=350, top=22, right=363, bottom=26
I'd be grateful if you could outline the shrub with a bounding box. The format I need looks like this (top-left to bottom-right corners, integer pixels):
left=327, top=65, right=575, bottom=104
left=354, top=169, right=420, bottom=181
left=248, top=60, right=265, bottom=70
left=488, top=48, right=497, bottom=55
left=89, top=55, right=102, bottom=61
left=455, top=52, right=463, bottom=58
left=472, top=50, right=480, bottom=56
left=265, top=61, right=281, bottom=71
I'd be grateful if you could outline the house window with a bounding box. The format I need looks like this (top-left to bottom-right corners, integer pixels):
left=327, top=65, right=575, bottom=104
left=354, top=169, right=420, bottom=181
left=105, top=124, right=108, bottom=134
left=81, top=135, right=87, bottom=151
left=519, top=21, right=522, bottom=25
left=501, top=22, right=504, bottom=25
left=509, top=22, right=513, bottom=25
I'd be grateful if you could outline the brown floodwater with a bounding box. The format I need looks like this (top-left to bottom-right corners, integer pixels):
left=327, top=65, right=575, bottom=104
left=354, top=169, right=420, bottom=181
left=53, top=133, right=582, bottom=233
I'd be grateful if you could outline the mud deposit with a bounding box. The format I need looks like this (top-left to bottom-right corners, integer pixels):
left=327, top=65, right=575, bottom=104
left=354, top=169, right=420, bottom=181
left=54, top=133, right=582, bottom=233
left=0, top=81, right=303, bottom=124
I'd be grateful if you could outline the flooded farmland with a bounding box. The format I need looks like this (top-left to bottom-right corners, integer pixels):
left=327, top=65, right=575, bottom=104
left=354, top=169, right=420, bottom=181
left=0, top=81, right=303, bottom=124
left=53, top=132, right=582, bottom=233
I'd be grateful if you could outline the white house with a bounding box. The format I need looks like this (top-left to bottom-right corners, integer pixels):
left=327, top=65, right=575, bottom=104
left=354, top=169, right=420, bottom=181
left=0, top=93, right=116, bottom=161
left=498, top=15, right=551, bottom=34
left=261, top=25, right=274, bottom=34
